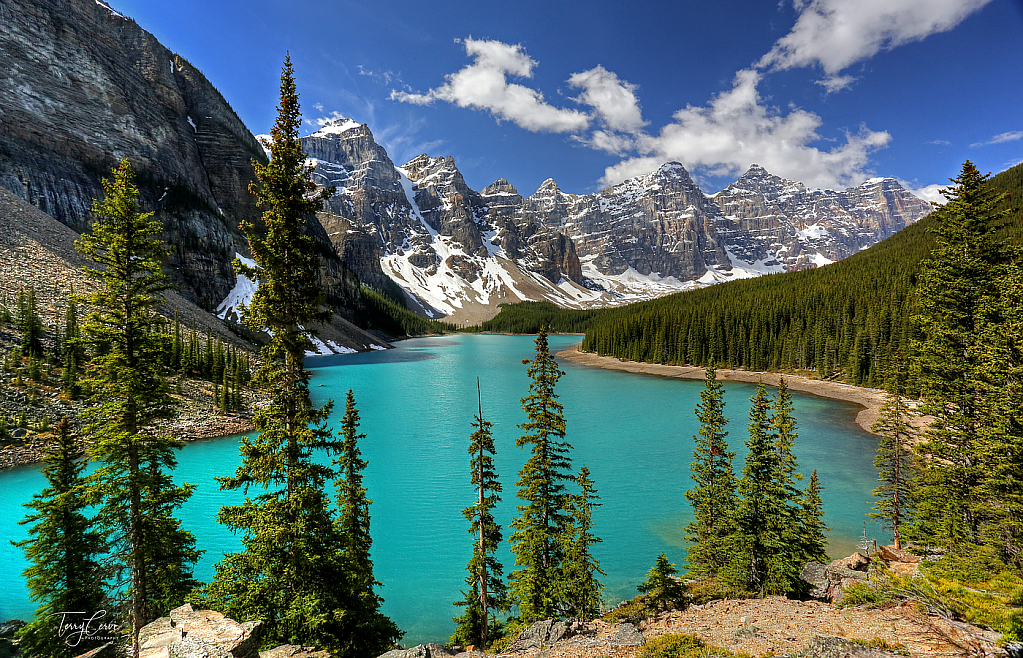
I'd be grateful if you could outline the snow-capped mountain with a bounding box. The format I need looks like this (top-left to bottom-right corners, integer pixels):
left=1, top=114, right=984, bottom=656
left=301, top=118, right=933, bottom=323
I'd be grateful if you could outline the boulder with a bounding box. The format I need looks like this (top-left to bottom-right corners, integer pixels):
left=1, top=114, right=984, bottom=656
left=801, top=636, right=906, bottom=657
left=377, top=646, right=429, bottom=658
left=258, top=646, right=331, bottom=658
left=877, top=545, right=920, bottom=564
left=74, top=643, right=119, bottom=658
left=831, top=552, right=869, bottom=571
left=609, top=623, right=645, bottom=647
left=135, top=604, right=262, bottom=658
left=503, top=619, right=572, bottom=653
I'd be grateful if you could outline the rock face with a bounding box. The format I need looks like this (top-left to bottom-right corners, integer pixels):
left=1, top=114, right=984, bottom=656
left=0, top=0, right=361, bottom=325
left=301, top=121, right=586, bottom=320
left=299, top=116, right=932, bottom=320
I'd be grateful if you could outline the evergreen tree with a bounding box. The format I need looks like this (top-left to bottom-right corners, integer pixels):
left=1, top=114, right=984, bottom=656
left=331, top=389, right=401, bottom=656
left=869, top=369, right=917, bottom=549
left=797, top=470, right=830, bottom=567
left=722, top=382, right=788, bottom=597
left=509, top=325, right=574, bottom=623
left=197, top=56, right=393, bottom=655
left=975, top=253, right=1023, bottom=568
left=561, top=466, right=605, bottom=620
left=685, top=365, right=736, bottom=579
left=769, top=379, right=807, bottom=585
left=911, top=161, right=1009, bottom=552
left=17, top=287, right=44, bottom=358
left=14, top=418, right=107, bottom=658
left=452, top=386, right=508, bottom=648
left=75, top=158, right=198, bottom=657
left=62, top=296, right=82, bottom=400
left=637, top=553, right=687, bottom=612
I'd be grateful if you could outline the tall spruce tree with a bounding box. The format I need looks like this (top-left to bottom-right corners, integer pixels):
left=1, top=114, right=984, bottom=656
left=332, top=389, right=400, bottom=656
left=685, top=365, right=736, bottom=579
left=722, top=382, right=788, bottom=597
left=509, top=325, right=574, bottom=622
left=198, top=56, right=394, bottom=655
left=869, top=369, right=917, bottom=549
left=76, top=158, right=198, bottom=657
left=452, top=385, right=508, bottom=648
left=911, top=161, right=1008, bottom=553
left=797, top=470, right=829, bottom=568
left=976, top=258, right=1023, bottom=569
left=562, top=466, right=605, bottom=620
left=15, top=418, right=107, bottom=658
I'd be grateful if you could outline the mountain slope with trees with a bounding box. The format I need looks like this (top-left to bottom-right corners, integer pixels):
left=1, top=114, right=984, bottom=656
left=568, top=161, right=1022, bottom=388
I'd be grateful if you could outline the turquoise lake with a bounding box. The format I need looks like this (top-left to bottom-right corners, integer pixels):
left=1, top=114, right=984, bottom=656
left=0, top=334, right=884, bottom=646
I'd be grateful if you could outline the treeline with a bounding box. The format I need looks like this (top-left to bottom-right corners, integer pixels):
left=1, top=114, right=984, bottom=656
left=0, top=288, right=251, bottom=413
left=477, top=300, right=607, bottom=334
left=579, top=162, right=1021, bottom=387
left=359, top=285, right=456, bottom=336
left=478, top=163, right=1022, bottom=390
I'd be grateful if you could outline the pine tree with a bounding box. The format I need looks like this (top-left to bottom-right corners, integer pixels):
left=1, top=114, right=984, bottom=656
left=722, top=382, right=788, bottom=597
left=331, top=389, right=401, bottom=656
left=14, top=418, right=107, bottom=658
left=637, top=553, right=687, bottom=612
left=561, top=466, right=605, bottom=620
left=452, top=385, right=508, bottom=648
left=75, top=158, right=198, bottom=657
left=509, top=325, right=574, bottom=622
left=769, top=378, right=807, bottom=586
left=17, top=287, right=44, bottom=358
left=975, top=254, right=1023, bottom=568
left=911, top=161, right=1009, bottom=553
left=869, top=369, right=917, bottom=549
left=685, top=365, right=736, bottom=579
left=62, top=296, right=82, bottom=400
left=197, top=56, right=394, bottom=655
left=797, top=470, right=830, bottom=567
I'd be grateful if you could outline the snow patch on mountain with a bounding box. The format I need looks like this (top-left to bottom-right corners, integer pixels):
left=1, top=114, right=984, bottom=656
left=215, top=254, right=258, bottom=322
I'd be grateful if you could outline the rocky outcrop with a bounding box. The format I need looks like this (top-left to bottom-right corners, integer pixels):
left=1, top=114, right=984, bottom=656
left=0, top=0, right=362, bottom=330
left=71, top=605, right=341, bottom=658
left=800, top=547, right=922, bottom=602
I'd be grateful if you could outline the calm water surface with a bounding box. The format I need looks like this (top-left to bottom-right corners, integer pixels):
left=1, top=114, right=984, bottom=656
left=0, top=334, right=883, bottom=645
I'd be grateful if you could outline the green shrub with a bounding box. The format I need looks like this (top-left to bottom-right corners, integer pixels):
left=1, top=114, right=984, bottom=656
left=849, top=637, right=909, bottom=655
left=603, top=594, right=657, bottom=624
left=639, top=633, right=747, bottom=658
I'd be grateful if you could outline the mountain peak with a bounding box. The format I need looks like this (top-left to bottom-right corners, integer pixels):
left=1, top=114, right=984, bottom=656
left=310, top=117, right=364, bottom=137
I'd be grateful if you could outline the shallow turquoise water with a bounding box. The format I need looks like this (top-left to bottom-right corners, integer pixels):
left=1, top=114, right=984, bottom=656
left=0, top=334, right=883, bottom=645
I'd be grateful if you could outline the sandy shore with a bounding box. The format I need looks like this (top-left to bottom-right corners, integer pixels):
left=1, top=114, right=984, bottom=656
left=556, top=344, right=886, bottom=435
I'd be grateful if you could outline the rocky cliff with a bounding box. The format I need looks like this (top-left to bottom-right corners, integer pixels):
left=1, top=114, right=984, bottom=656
left=299, top=117, right=932, bottom=322
left=0, top=0, right=362, bottom=332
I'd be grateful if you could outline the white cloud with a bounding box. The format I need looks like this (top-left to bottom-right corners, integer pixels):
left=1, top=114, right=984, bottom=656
left=906, top=182, right=947, bottom=205
left=567, top=65, right=646, bottom=133
left=815, top=74, right=857, bottom=93
left=390, top=38, right=590, bottom=134
left=970, top=130, right=1023, bottom=147
left=600, top=69, right=891, bottom=190
left=758, top=0, right=991, bottom=75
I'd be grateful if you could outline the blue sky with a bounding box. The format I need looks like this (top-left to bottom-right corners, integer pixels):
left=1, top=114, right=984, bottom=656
left=106, top=0, right=1022, bottom=199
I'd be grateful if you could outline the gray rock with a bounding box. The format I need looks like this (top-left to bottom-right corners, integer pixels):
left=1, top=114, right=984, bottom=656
left=0, top=621, right=24, bottom=638
left=609, top=622, right=645, bottom=647
left=800, top=636, right=905, bottom=657
left=377, top=646, right=429, bottom=658
left=503, top=619, right=573, bottom=653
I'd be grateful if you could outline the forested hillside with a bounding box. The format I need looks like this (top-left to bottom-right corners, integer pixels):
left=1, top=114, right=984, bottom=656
left=564, top=162, right=1021, bottom=388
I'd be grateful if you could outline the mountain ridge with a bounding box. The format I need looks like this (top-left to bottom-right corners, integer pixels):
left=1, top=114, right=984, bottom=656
left=300, top=117, right=933, bottom=323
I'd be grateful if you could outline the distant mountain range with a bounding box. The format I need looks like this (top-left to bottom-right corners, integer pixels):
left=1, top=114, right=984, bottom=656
left=0, top=0, right=933, bottom=342
left=302, top=118, right=932, bottom=322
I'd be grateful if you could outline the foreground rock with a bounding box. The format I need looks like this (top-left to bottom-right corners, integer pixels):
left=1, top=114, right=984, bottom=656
left=71, top=604, right=332, bottom=658
left=801, top=547, right=923, bottom=603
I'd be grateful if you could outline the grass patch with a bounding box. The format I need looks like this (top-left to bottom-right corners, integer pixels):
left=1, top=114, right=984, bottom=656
left=639, top=633, right=749, bottom=658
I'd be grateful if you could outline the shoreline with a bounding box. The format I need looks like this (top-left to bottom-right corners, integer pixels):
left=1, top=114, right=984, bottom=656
left=556, top=344, right=886, bottom=435
left=0, top=414, right=255, bottom=471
